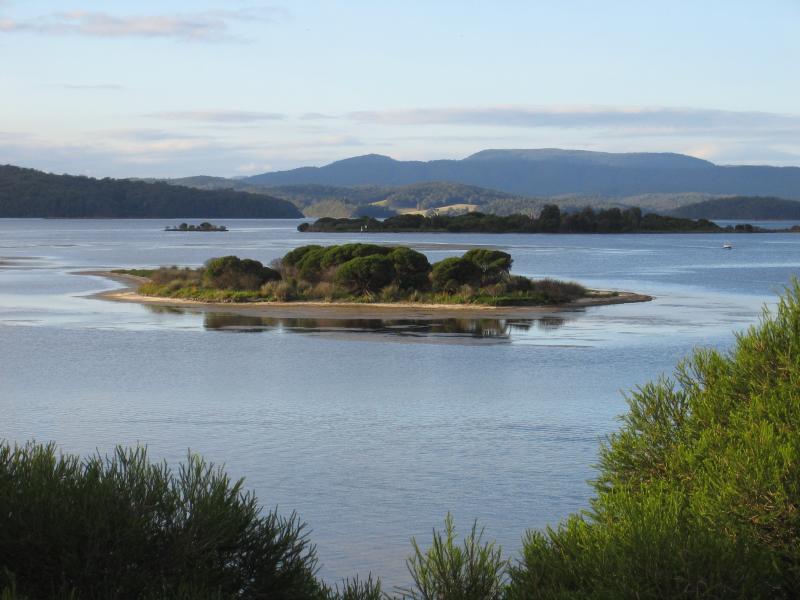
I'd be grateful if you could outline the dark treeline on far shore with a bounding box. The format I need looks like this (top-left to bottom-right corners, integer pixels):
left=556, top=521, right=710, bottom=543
left=0, top=164, right=302, bottom=218
left=298, top=205, right=768, bottom=234
left=3, top=283, right=800, bottom=598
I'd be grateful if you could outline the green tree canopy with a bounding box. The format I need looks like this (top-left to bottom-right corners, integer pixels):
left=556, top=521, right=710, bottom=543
left=388, top=247, right=432, bottom=290
left=334, top=255, right=395, bottom=295
left=462, top=249, right=513, bottom=285
left=430, top=257, right=482, bottom=292
left=203, top=256, right=279, bottom=290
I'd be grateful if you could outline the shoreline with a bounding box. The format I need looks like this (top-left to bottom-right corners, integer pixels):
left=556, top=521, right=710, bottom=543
left=80, top=271, right=653, bottom=319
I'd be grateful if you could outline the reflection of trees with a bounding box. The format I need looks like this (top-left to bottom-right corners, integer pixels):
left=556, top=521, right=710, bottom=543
left=537, top=316, right=566, bottom=331
left=199, top=313, right=569, bottom=338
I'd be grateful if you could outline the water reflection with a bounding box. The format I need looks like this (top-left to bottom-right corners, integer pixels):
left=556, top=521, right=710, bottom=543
left=143, top=305, right=568, bottom=342
left=202, top=312, right=566, bottom=341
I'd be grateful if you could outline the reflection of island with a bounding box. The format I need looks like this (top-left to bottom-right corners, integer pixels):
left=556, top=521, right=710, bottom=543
left=199, top=312, right=567, bottom=339
left=165, top=222, right=227, bottom=232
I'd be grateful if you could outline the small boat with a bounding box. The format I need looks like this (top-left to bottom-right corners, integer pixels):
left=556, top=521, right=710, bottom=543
left=722, top=242, right=733, bottom=249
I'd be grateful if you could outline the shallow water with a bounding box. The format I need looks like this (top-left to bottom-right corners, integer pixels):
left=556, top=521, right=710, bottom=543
left=1, top=218, right=798, bottom=587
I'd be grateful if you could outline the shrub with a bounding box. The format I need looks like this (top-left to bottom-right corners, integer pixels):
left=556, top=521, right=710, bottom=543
left=0, top=442, right=325, bottom=599
left=398, top=514, right=507, bottom=600
left=462, top=249, right=512, bottom=285
left=527, top=279, right=585, bottom=303
left=389, top=247, right=431, bottom=290
left=296, top=247, right=329, bottom=283
left=334, top=255, right=395, bottom=296
left=507, top=281, right=800, bottom=599
left=430, top=257, right=482, bottom=292
left=282, top=245, right=324, bottom=268
left=149, top=265, right=203, bottom=285
left=320, top=244, right=393, bottom=269
left=204, top=256, right=280, bottom=290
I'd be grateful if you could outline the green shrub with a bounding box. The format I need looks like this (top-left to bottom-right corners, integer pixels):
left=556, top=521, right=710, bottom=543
left=389, top=247, right=432, bottom=290
left=334, top=255, right=395, bottom=295
left=203, top=256, right=280, bottom=290
left=0, top=442, right=325, bottom=599
left=282, top=245, right=324, bottom=267
left=320, top=244, right=393, bottom=269
left=430, top=257, right=482, bottom=292
left=462, top=249, right=512, bottom=285
left=507, top=281, right=800, bottom=599
left=296, top=247, right=329, bottom=282
left=398, top=514, right=507, bottom=600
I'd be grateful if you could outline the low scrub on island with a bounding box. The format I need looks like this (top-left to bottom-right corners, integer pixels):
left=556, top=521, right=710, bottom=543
left=125, top=244, right=588, bottom=306
left=3, top=283, right=800, bottom=598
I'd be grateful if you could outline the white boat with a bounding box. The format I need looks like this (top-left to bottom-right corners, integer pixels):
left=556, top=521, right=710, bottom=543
left=722, top=242, right=733, bottom=249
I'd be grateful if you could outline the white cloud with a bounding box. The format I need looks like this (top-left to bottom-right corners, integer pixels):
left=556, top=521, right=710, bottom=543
left=348, top=105, right=800, bottom=136
left=0, top=6, right=285, bottom=41
left=59, top=83, right=125, bottom=91
left=147, top=110, right=286, bottom=123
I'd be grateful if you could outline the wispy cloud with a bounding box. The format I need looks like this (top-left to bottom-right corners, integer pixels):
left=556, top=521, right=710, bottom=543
left=300, top=112, right=338, bottom=120
left=0, top=6, right=285, bottom=41
left=348, top=105, right=800, bottom=135
left=147, top=110, right=286, bottom=123
left=59, top=83, right=125, bottom=91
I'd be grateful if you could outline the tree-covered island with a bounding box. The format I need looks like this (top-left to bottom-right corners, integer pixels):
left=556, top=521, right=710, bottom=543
left=298, top=205, right=760, bottom=234
left=114, top=244, right=604, bottom=306
left=165, top=222, right=228, bottom=232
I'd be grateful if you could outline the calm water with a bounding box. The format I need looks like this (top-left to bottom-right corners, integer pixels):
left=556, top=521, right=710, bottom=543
left=1, top=219, right=798, bottom=587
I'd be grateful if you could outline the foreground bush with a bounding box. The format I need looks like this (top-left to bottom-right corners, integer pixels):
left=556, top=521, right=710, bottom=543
left=507, top=281, right=800, bottom=599
left=0, top=443, right=326, bottom=599
left=399, top=514, right=507, bottom=600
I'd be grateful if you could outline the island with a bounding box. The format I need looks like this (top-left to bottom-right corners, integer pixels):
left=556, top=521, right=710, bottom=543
left=297, top=206, right=764, bottom=234
left=165, top=222, right=227, bottom=232
left=90, top=244, right=651, bottom=318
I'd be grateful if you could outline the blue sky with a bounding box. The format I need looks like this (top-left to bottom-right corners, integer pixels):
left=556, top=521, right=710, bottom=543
left=1, top=0, right=799, bottom=177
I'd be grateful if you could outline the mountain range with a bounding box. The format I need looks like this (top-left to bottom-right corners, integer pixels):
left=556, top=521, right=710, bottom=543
left=239, top=149, right=800, bottom=200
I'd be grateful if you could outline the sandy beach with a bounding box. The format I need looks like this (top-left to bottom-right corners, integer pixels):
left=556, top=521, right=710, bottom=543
left=80, top=271, right=653, bottom=319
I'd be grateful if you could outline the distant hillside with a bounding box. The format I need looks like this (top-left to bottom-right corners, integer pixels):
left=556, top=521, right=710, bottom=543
left=0, top=165, right=302, bottom=218
left=670, top=196, right=800, bottom=220
left=241, top=149, right=800, bottom=199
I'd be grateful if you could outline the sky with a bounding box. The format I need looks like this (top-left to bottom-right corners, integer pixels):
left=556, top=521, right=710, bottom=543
left=1, top=0, right=799, bottom=177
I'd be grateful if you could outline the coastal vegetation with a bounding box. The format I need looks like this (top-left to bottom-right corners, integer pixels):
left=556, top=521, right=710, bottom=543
left=165, top=222, right=228, bottom=232
left=0, top=165, right=301, bottom=218
left=298, top=206, right=728, bottom=234
left=125, top=244, right=589, bottom=306
left=3, top=283, right=800, bottom=598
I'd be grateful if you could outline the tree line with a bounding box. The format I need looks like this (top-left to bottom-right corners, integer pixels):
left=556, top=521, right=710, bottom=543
left=299, top=205, right=729, bottom=233
left=0, top=165, right=302, bottom=218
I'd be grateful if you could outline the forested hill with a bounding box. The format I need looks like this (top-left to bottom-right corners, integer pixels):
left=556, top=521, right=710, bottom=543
left=241, top=149, right=800, bottom=199
left=669, top=196, right=800, bottom=220
left=0, top=165, right=302, bottom=218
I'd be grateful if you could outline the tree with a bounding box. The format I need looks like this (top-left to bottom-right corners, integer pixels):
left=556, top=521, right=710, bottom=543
left=203, top=256, right=280, bottom=290
left=462, top=249, right=512, bottom=285
left=537, top=204, right=561, bottom=233
left=319, top=244, right=392, bottom=269
left=334, top=255, right=395, bottom=295
left=430, top=257, right=482, bottom=292
left=389, top=247, right=431, bottom=289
